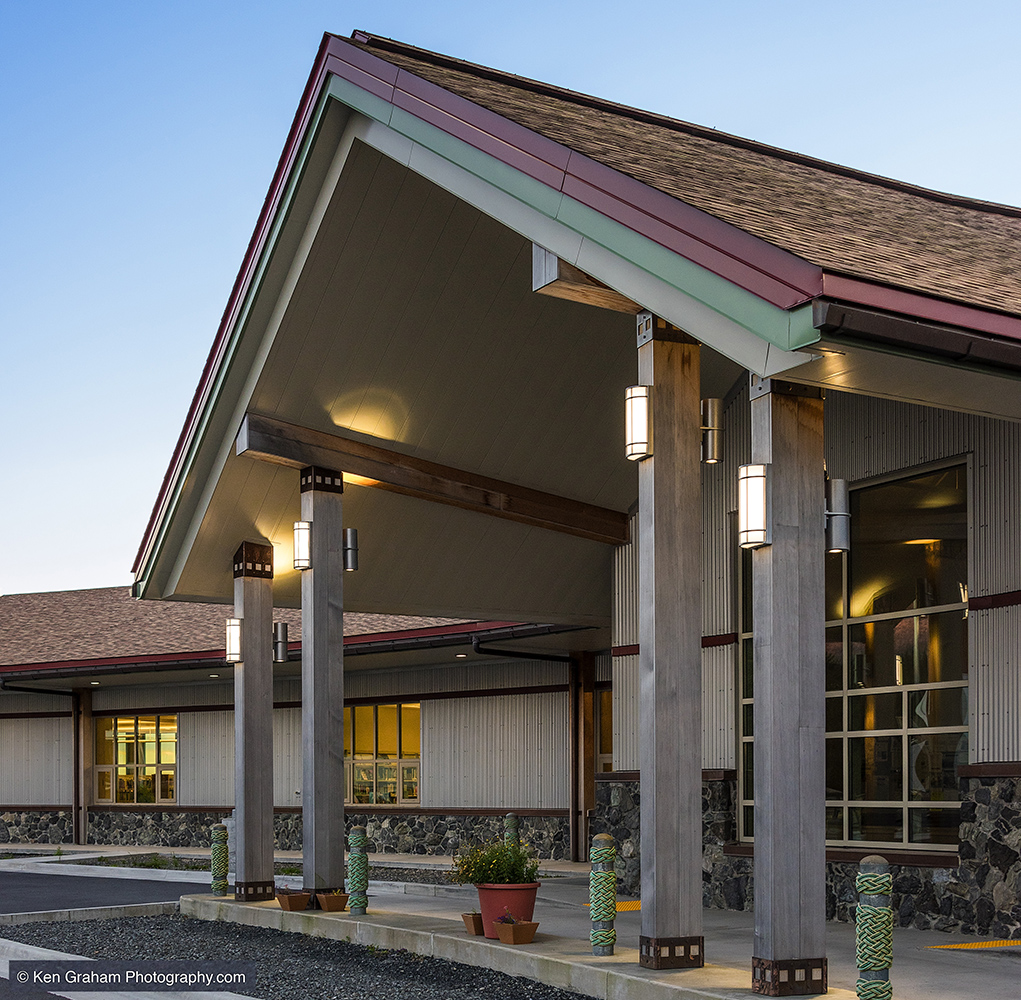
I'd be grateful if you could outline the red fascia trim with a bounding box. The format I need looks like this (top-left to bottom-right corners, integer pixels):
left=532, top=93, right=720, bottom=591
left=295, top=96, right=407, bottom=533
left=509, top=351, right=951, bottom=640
left=612, top=633, right=737, bottom=657
left=0, top=648, right=226, bottom=674
left=344, top=620, right=519, bottom=644
left=611, top=645, right=639, bottom=657
left=822, top=274, right=1021, bottom=344
left=969, top=590, right=1021, bottom=611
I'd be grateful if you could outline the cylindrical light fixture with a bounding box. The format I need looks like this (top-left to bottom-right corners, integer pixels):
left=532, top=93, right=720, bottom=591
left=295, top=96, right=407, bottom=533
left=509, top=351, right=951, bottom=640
left=825, top=478, right=850, bottom=553
left=738, top=464, right=771, bottom=548
left=701, top=397, right=723, bottom=464
left=273, top=622, right=289, bottom=663
left=625, top=385, right=652, bottom=461
left=225, top=618, right=242, bottom=663
left=343, top=527, right=359, bottom=572
left=293, top=521, right=311, bottom=570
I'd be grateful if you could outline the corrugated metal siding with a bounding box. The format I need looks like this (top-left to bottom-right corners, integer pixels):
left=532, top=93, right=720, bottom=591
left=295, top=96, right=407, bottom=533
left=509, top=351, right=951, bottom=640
left=92, top=683, right=232, bottom=712
left=346, top=659, right=567, bottom=699
left=702, top=645, right=737, bottom=769
left=0, top=692, right=73, bottom=713
left=178, top=711, right=234, bottom=806
left=0, top=717, right=72, bottom=804
left=825, top=390, right=1021, bottom=762
left=421, top=692, right=568, bottom=808
left=273, top=707, right=302, bottom=808
left=595, top=652, right=612, bottom=684
left=613, top=512, right=639, bottom=646
left=612, top=653, right=639, bottom=770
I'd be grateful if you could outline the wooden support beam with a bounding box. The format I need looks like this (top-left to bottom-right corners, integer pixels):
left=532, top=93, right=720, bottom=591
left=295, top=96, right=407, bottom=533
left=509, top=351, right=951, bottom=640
left=237, top=413, right=629, bottom=546
left=533, top=245, right=642, bottom=314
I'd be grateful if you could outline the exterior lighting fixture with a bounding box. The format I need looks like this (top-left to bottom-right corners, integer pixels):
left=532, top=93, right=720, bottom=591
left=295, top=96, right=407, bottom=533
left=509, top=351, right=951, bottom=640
left=625, top=385, right=652, bottom=460
left=455, top=653, right=468, bottom=658
left=738, top=464, right=771, bottom=549
left=209, top=673, right=219, bottom=679
left=90, top=681, right=100, bottom=686
left=293, top=521, right=312, bottom=570
left=343, top=528, right=359, bottom=572
left=225, top=618, right=243, bottom=663
left=273, top=622, right=289, bottom=663
left=825, top=478, right=850, bottom=553
left=701, top=398, right=723, bottom=464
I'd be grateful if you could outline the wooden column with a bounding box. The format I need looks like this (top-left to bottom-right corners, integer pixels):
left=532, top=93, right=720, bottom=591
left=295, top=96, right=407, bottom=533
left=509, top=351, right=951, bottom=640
left=74, top=689, right=92, bottom=845
left=299, top=466, right=347, bottom=895
left=569, top=651, right=596, bottom=861
left=233, top=541, right=276, bottom=902
left=749, top=379, right=828, bottom=995
left=637, top=315, right=704, bottom=969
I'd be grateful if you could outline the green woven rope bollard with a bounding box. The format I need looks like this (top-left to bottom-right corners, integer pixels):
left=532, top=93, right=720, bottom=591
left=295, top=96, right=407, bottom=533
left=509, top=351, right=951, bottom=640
left=210, top=823, right=228, bottom=896
left=590, top=833, right=617, bottom=956
left=856, top=855, right=893, bottom=1000
left=348, top=826, right=369, bottom=915
left=504, top=812, right=520, bottom=847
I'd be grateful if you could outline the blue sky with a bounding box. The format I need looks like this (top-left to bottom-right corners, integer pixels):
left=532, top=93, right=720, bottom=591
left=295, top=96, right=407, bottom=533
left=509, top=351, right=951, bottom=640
left=2, top=0, right=1019, bottom=596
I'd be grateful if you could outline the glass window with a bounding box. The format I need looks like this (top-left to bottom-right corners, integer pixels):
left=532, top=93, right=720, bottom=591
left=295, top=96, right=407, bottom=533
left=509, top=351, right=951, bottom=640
left=344, top=703, right=420, bottom=805
left=96, top=716, right=176, bottom=804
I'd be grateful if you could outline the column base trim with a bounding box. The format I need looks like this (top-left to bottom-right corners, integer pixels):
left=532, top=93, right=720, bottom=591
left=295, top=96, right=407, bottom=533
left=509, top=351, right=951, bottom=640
left=752, top=956, right=828, bottom=996
left=234, top=880, right=275, bottom=902
left=638, top=935, right=704, bottom=969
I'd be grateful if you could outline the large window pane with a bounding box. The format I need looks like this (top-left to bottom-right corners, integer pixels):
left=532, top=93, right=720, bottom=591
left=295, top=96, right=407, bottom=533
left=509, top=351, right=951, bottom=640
left=375, top=763, right=397, bottom=803
left=352, top=763, right=374, bottom=803
left=159, top=717, right=177, bottom=764
left=401, top=703, right=421, bottom=758
left=826, top=807, right=844, bottom=840
left=909, top=808, right=961, bottom=845
left=116, top=718, right=136, bottom=765
left=849, top=736, right=903, bottom=801
left=849, top=612, right=967, bottom=689
left=742, top=639, right=753, bottom=699
left=159, top=770, right=175, bottom=801
left=908, top=733, right=967, bottom=801
left=137, top=717, right=158, bottom=765
left=377, top=705, right=398, bottom=759
left=401, top=764, right=419, bottom=801
left=137, top=767, right=157, bottom=804
left=825, top=553, right=844, bottom=622
left=825, top=627, right=843, bottom=691
left=849, top=466, right=967, bottom=617
left=742, top=742, right=754, bottom=795
left=848, top=692, right=902, bottom=732
left=96, top=771, right=112, bottom=800
left=115, top=767, right=135, bottom=803
left=826, top=698, right=842, bottom=733
left=95, top=719, right=115, bottom=766
left=908, top=688, right=967, bottom=729
left=742, top=702, right=754, bottom=737
left=826, top=739, right=843, bottom=799
left=353, top=706, right=374, bottom=759
left=849, top=807, right=903, bottom=843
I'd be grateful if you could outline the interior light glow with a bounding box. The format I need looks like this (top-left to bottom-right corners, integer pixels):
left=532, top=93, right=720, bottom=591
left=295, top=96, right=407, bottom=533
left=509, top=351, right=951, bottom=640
left=625, top=385, right=652, bottom=461
left=738, top=464, right=771, bottom=548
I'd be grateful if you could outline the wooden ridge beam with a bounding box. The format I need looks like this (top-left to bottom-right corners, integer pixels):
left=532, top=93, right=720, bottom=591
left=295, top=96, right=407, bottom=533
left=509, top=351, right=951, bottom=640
left=237, top=413, right=630, bottom=546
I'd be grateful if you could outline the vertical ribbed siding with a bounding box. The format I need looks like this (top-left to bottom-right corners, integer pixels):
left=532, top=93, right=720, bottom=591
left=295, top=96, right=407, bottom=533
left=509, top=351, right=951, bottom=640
left=702, top=644, right=737, bottom=769
left=346, top=659, right=567, bottom=699
left=92, top=683, right=233, bottom=711
left=273, top=707, right=302, bottom=808
left=612, top=653, right=639, bottom=770
left=613, top=511, right=639, bottom=646
left=594, top=651, right=612, bottom=683
left=178, top=710, right=234, bottom=806
left=421, top=692, right=568, bottom=808
left=826, top=390, right=1021, bottom=763
left=0, top=717, right=73, bottom=804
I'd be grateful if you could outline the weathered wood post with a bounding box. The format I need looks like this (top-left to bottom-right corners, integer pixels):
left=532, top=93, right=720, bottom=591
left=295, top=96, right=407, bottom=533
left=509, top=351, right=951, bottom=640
left=348, top=826, right=369, bottom=914
left=590, top=832, right=617, bottom=956
left=856, top=856, right=893, bottom=1000
left=210, top=823, right=228, bottom=896
left=504, top=812, right=520, bottom=847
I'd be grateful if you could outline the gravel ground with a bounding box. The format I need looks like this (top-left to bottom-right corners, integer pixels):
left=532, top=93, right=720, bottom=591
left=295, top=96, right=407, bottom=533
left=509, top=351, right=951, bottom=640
left=0, top=914, right=594, bottom=1000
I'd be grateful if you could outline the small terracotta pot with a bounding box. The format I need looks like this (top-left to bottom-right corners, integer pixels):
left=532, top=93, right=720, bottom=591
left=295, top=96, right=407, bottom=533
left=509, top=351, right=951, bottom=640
left=276, top=892, right=311, bottom=911
left=461, top=912, right=485, bottom=935
left=316, top=893, right=349, bottom=912
left=495, top=920, right=538, bottom=944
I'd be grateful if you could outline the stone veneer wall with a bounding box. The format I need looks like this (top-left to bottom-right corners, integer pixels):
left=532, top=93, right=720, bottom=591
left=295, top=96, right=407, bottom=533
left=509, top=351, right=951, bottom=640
left=589, top=775, right=1021, bottom=937
left=275, top=811, right=570, bottom=859
left=0, top=810, right=74, bottom=845
left=86, top=810, right=230, bottom=847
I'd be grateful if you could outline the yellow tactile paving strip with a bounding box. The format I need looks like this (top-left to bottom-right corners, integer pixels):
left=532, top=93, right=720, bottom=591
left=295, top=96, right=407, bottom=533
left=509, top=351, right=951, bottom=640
left=928, top=939, right=1019, bottom=949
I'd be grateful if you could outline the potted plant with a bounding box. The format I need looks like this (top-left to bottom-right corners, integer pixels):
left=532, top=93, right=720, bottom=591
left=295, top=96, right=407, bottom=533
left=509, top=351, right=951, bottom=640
left=316, top=888, right=349, bottom=912
left=275, top=887, right=312, bottom=911
left=450, top=840, right=540, bottom=939
left=494, top=908, right=539, bottom=945
left=461, top=909, right=485, bottom=935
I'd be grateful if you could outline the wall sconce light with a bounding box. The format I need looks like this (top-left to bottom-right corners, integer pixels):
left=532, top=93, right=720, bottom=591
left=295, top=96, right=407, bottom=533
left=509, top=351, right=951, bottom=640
left=738, top=464, right=771, bottom=548
left=225, top=618, right=243, bottom=663
left=273, top=622, right=289, bottom=663
left=825, top=478, right=850, bottom=553
left=343, top=528, right=359, bottom=572
left=293, top=521, right=311, bottom=570
left=701, top=398, right=723, bottom=464
left=625, top=385, right=652, bottom=461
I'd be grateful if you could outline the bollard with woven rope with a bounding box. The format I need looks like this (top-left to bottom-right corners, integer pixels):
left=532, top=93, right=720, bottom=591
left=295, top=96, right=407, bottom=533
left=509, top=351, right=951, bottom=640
left=856, top=855, right=893, bottom=1000
left=589, top=832, right=617, bottom=956
left=210, top=823, right=228, bottom=896
left=348, top=826, right=369, bottom=915
left=504, top=812, right=520, bottom=847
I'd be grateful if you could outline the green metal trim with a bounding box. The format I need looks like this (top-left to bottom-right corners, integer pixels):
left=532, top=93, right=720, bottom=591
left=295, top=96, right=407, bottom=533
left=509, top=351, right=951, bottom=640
left=787, top=303, right=820, bottom=350
left=326, top=77, right=395, bottom=130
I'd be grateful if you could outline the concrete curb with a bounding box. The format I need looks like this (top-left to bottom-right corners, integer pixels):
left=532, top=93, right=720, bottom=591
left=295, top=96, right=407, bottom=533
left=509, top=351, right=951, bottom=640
left=0, top=901, right=179, bottom=926
left=180, top=895, right=857, bottom=1000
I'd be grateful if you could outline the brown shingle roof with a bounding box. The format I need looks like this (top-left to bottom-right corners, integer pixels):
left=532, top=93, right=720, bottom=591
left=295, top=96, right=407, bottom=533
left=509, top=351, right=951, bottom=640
left=0, top=587, right=470, bottom=667
left=349, top=34, right=1021, bottom=317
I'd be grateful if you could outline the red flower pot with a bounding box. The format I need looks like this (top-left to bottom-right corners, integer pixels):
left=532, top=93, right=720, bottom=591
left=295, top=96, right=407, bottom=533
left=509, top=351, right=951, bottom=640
left=475, top=883, right=540, bottom=939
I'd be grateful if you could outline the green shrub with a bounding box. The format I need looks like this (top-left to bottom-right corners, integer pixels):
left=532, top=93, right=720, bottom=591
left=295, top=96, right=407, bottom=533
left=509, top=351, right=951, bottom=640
left=450, top=840, right=539, bottom=885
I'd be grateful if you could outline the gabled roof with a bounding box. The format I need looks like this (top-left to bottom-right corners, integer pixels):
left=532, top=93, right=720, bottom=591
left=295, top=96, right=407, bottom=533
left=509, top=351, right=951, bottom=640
left=347, top=32, right=1021, bottom=320
left=0, top=587, right=468, bottom=669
